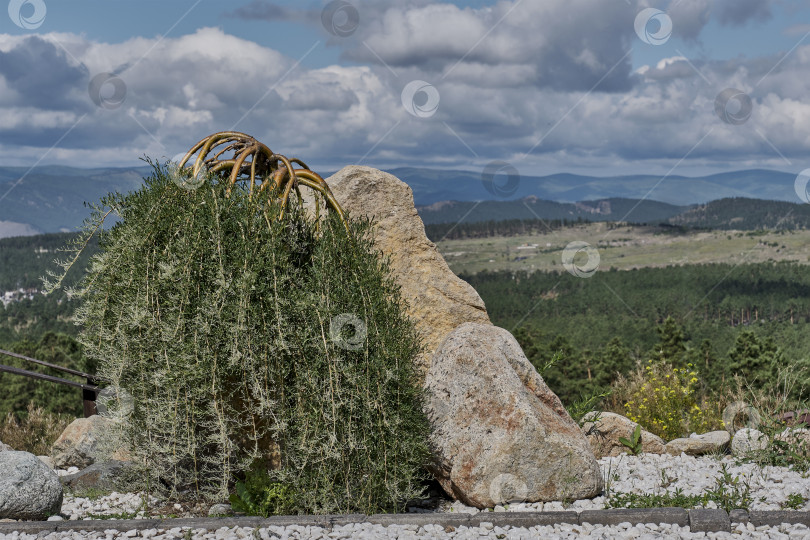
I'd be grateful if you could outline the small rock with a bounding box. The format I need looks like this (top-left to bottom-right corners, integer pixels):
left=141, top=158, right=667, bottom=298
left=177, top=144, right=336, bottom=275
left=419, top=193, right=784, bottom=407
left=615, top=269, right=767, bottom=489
left=46, top=515, right=63, bottom=521
left=37, top=456, right=53, bottom=469
left=665, top=431, right=730, bottom=456
left=774, top=428, right=810, bottom=456
left=60, top=461, right=131, bottom=492
left=0, top=440, right=11, bottom=452
left=208, top=503, right=232, bottom=516
left=581, top=412, right=666, bottom=458
left=0, top=451, right=63, bottom=520
left=732, top=428, right=769, bottom=456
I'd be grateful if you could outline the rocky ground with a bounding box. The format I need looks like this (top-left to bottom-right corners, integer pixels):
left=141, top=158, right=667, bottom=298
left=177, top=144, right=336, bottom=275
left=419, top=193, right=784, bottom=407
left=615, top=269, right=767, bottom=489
left=2, top=521, right=810, bottom=540
left=50, top=453, right=810, bottom=521
left=441, top=453, right=810, bottom=514
left=1, top=453, right=806, bottom=539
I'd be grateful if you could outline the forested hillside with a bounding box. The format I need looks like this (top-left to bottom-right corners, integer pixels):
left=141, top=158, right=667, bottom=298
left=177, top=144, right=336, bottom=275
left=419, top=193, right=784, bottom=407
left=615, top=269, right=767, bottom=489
left=0, top=232, right=99, bottom=290
left=0, top=332, right=92, bottom=417
left=0, top=233, right=97, bottom=346
left=669, top=198, right=810, bottom=230
left=466, top=263, right=810, bottom=404
left=422, top=197, right=810, bottom=234
left=426, top=218, right=632, bottom=241
left=3, top=228, right=810, bottom=417
left=418, top=197, right=685, bottom=225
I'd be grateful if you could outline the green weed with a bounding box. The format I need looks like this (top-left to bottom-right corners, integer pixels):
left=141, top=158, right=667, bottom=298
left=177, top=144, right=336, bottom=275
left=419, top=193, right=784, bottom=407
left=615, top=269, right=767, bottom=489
left=607, top=464, right=752, bottom=512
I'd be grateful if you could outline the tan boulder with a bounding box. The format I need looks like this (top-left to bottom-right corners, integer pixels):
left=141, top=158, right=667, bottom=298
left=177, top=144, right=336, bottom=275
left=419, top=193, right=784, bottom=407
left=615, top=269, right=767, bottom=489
left=581, top=412, right=665, bottom=458
left=665, top=431, right=730, bottom=456
left=50, top=415, right=130, bottom=469
left=425, top=323, right=602, bottom=508
left=323, top=166, right=491, bottom=377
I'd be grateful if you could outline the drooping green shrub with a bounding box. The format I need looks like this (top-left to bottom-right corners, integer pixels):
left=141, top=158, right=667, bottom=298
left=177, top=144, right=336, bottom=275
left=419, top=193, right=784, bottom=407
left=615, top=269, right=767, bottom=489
left=53, top=161, right=430, bottom=513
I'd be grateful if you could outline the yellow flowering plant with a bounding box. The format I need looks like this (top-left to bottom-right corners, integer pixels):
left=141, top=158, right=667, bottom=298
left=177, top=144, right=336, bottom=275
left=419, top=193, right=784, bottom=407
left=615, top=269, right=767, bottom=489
left=613, top=360, right=722, bottom=441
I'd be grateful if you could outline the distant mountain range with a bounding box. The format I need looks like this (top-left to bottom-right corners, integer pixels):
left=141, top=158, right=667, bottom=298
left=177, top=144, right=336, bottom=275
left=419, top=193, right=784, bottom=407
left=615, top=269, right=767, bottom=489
left=0, top=165, right=803, bottom=238
left=393, top=167, right=801, bottom=207
left=0, top=166, right=148, bottom=238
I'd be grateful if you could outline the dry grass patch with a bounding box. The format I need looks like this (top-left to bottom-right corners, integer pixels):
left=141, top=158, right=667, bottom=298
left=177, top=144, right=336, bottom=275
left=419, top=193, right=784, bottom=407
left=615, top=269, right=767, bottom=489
left=0, top=402, right=72, bottom=456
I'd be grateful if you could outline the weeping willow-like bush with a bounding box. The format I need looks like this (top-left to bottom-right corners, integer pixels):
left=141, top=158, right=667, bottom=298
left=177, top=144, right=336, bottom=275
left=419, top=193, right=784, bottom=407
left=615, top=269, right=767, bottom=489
left=49, top=160, right=430, bottom=513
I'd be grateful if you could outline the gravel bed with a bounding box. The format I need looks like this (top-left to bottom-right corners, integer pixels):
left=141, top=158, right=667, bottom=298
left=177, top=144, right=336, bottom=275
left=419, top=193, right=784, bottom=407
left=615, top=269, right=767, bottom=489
left=2, top=454, right=808, bottom=538
left=53, top=454, right=810, bottom=520
left=2, top=522, right=810, bottom=539
left=438, top=453, right=810, bottom=514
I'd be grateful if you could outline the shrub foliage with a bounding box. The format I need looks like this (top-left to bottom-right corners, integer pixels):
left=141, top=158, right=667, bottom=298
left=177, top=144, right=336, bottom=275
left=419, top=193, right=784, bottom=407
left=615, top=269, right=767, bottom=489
left=610, top=360, right=722, bottom=441
left=0, top=402, right=72, bottom=455
left=59, top=162, right=430, bottom=513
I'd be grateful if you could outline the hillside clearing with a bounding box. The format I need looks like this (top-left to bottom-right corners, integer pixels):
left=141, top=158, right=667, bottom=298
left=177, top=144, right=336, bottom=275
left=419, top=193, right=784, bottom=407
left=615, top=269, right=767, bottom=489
left=434, top=223, right=810, bottom=274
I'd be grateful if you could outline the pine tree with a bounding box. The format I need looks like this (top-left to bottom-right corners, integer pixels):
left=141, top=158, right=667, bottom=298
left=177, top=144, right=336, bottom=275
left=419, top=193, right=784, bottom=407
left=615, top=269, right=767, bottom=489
left=652, top=316, right=687, bottom=365
left=727, top=330, right=781, bottom=382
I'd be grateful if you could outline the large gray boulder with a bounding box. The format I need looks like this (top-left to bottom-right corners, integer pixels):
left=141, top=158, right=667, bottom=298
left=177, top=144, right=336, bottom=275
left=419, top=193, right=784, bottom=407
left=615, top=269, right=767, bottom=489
left=0, top=451, right=63, bottom=520
left=323, top=166, right=492, bottom=379
left=425, top=323, right=602, bottom=508
left=581, top=412, right=665, bottom=458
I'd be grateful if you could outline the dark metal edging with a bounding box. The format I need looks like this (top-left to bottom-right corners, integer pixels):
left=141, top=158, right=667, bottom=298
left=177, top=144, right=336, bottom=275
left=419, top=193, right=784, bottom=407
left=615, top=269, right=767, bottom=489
left=1, top=509, right=808, bottom=535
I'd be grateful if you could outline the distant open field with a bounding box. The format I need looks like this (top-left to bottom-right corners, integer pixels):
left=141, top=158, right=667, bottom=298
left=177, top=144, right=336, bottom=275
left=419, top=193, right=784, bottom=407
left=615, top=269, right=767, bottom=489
left=434, top=223, right=810, bottom=274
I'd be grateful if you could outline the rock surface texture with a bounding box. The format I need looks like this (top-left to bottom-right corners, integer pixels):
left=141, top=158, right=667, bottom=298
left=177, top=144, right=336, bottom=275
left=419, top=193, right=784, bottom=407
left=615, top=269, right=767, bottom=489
left=0, top=451, right=63, bottom=520
left=51, top=415, right=129, bottom=469
left=731, top=428, right=769, bottom=456
left=425, top=322, right=602, bottom=508
left=581, top=412, right=665, bottom=458
left=324, top=166, right=492, bottom=377
left=665, top=431, right=730, bottom=456
left=60, top=460, right=130, bottom=492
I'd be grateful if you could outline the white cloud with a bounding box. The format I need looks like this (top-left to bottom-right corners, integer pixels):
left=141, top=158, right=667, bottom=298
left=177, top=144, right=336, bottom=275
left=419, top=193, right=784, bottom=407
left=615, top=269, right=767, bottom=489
left=0, top=1, right=807, bottom=179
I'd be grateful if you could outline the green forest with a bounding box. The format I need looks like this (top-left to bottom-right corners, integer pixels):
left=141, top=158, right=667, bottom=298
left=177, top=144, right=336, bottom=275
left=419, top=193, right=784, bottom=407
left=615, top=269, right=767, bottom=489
left=420, top=197, right=810, bottom=231
left=0, top=233, right=99, bottom=417
left=424, top=217, right=600, bottom=241
left=0, top=232, right=99, bottom=290
left=465, top=263, right=810, bottom=405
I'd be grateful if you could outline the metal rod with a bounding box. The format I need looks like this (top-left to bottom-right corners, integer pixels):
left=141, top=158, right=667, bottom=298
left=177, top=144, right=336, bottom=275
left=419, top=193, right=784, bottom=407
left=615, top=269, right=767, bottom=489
left=0, top=363, right=99, bottom=391
left=0, top=364, right=100, bottom=418
left=0, top=348, right=107, bottom=383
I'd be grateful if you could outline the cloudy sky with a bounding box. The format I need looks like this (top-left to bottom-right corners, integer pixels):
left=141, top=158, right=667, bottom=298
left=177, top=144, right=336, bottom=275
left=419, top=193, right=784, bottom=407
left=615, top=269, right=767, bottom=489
left=1, top=0, right=809, bottom=178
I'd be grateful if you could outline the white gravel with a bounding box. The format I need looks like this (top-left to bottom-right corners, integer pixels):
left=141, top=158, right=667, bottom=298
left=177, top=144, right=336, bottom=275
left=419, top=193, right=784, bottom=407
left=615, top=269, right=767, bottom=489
left=1, top=454, right=808, bottom=538
left=2, top=522, right=810, bottom=540
left=438, top=453, right=810, bottom=514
